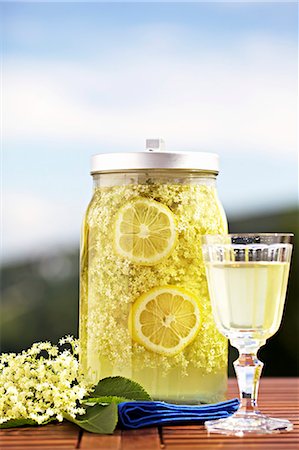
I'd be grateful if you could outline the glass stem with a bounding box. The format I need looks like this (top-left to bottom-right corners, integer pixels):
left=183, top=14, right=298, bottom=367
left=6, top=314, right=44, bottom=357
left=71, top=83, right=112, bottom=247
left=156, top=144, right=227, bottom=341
left=232, top=343, right=264, bottom=414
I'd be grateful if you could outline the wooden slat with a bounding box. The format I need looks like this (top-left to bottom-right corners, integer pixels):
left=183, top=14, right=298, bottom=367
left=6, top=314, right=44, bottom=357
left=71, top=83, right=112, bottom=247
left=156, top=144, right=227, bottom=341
left=121, top=428, right=161, bottom=450
left=80, top=430, right=121, bottom=449
left=0, top=422, right=79, bottom=449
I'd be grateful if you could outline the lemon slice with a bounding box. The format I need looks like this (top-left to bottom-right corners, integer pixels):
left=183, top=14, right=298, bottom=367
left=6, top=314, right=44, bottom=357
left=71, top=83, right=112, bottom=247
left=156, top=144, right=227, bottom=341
left=114, top=197, right=176, bottom=265
left=129, top=286, right=202, bottom=356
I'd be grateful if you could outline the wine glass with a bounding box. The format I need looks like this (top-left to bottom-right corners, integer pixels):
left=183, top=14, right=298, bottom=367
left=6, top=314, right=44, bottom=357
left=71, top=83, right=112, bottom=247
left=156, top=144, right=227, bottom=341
left=201, top=233, right=293, bottom=436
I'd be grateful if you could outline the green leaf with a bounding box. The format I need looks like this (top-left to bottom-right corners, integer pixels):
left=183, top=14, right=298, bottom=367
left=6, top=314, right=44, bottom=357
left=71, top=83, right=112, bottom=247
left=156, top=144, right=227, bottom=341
left=82, top=395, right=130, bottom=406
left=0, top=419, right=38, bottom=429
left=91, top=376, right=151, bottom=401
left=65, top=403, right=118, bottom=434
left=69, top=377, right=151, bottom=434
left=0, top=418, right=54, bottom=429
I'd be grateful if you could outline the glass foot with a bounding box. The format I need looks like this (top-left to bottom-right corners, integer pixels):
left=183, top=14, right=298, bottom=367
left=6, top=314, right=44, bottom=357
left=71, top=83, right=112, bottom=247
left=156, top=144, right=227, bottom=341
left=205, top=412, right=293, bottom=436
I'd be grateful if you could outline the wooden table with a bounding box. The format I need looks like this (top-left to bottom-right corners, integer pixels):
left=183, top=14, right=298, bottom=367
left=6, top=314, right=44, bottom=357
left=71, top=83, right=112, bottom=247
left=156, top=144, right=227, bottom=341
left=1, top=378, right=298, bottom=450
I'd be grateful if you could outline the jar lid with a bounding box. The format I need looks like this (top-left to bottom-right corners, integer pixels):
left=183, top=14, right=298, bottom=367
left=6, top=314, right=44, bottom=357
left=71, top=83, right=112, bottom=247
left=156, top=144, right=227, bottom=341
left=91, top=139, right=219, bottom=174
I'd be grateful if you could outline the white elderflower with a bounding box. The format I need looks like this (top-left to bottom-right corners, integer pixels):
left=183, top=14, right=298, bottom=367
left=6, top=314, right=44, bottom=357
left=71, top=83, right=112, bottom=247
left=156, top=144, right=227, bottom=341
left=80, top=182, right=227, bottom=383
left=0, top=337, right=91, bottom=426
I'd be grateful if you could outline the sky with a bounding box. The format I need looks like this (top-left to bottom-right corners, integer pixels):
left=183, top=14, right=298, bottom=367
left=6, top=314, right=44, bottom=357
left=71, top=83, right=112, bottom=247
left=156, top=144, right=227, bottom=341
left=1, top=1, right=298, bottom=262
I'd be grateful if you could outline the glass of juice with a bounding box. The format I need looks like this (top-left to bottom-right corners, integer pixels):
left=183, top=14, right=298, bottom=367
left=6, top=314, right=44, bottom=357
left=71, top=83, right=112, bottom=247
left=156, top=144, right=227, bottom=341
left=201, top=233, right=293, bottom=435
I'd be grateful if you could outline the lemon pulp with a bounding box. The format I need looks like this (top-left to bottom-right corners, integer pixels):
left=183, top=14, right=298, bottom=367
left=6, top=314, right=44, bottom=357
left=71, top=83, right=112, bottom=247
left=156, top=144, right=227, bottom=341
left=129, top=286, right=202, bottom=356
left=114, top=197, right=176, bottom=265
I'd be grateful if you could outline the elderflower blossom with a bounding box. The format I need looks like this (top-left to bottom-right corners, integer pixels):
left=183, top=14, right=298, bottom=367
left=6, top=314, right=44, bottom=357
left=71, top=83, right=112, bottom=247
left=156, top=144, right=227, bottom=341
left=0, top=337, right=91, bottom=425
left=80, top=181, right=228, bottom=387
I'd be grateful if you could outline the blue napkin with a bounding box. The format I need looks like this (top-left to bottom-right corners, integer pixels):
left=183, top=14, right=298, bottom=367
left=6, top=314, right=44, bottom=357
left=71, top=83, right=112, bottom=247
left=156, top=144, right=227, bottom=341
left=118, top=398, right=240, bottom=429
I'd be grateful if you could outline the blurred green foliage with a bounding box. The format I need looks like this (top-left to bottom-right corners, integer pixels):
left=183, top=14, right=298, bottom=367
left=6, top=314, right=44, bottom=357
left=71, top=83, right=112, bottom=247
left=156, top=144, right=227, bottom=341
left=1, top=208, right=298, bottom=377
left=1, top=251, right=79, bottom=349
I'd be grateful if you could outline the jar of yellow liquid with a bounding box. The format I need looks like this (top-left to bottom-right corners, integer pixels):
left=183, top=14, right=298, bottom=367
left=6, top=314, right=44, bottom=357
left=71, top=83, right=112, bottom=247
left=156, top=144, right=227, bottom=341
left=80, top=139, right=228, bottom=404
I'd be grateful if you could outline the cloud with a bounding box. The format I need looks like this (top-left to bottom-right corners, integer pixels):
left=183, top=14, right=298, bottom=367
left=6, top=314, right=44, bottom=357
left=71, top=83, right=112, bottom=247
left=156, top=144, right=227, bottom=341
left=2, top=23, right=297, bottom=262
left=3, top=30, right=297, bottom=156
left=2, top=190, right=80, bottom=262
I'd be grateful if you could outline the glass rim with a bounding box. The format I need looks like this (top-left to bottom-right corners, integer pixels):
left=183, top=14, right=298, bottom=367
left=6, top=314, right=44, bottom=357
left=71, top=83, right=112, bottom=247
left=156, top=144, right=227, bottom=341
left=203, top=233, right=294, bottom=237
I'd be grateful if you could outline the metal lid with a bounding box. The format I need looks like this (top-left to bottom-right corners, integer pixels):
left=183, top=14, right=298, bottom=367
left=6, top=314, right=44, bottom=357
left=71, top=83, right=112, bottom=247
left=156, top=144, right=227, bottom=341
left=91, top=139, right=219, bottom=174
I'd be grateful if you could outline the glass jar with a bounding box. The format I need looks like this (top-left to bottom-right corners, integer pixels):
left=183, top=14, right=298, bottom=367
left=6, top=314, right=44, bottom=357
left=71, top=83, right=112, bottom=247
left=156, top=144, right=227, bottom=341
left=80, top=142, right=228, bottom=404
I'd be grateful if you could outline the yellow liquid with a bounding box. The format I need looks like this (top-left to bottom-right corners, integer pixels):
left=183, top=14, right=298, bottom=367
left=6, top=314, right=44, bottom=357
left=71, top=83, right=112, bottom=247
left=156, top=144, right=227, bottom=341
left=80, top=180, right=228, bottom=404
left=205, top=262, right=290, bottom=340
